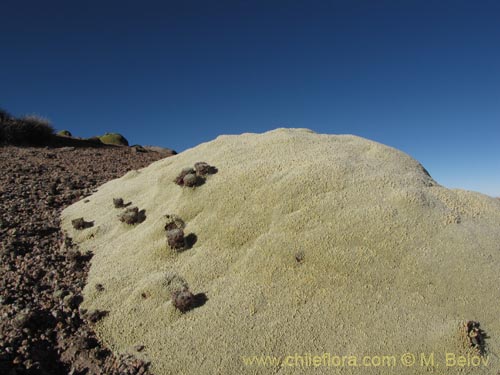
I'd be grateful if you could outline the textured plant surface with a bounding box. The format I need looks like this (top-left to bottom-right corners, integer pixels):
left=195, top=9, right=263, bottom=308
left=98, top=133, right=129, bottom=146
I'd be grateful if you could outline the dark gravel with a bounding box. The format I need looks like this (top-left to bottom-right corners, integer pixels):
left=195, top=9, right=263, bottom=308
left=0, top=144, right=174, bottom=375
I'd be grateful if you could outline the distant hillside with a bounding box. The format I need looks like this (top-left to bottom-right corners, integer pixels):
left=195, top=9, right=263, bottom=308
left=0, top=107, right=176, bottom=154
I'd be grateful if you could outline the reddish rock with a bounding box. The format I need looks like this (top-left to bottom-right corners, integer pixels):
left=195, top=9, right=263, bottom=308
left=0, top=145, right=167, bottom=374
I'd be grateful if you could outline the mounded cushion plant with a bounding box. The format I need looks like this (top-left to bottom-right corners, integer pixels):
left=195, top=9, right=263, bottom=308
left=61, top=128, right=500, bottom=375
left=98, top=132, right=129, bottom=146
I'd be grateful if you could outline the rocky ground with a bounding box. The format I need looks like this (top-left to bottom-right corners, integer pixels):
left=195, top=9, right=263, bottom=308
left=0, top=144, right=174, bottom=374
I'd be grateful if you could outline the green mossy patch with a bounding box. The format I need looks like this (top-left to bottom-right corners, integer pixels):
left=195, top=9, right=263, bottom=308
left=98, top=132, right=129, bottom=146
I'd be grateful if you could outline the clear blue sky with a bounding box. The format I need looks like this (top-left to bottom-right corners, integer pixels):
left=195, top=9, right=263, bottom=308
left=1, top=0, right=499, bottom=196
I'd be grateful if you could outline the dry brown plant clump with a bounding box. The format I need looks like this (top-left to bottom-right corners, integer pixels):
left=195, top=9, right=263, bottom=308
left=465, top=321, right=488, bottom=354
left=118, top=207, right=146, bottom=225
left=194, top=161, right=218, bottom=176
left=0, top=111, right=55, bottom=146
left=113, top=198, right=125, bottom=208
left=113, top=197, right=132, bottom=208
left=164, top=214, right=186, bottom=251
left=71, top=217, right=94, bottom=230
left=171, top=288, right=195, bottom=313
left=171, top=286, right=207, bottom=313
left=174, top=161, right=217, bottom=187
left=174, top=167, right=198, bottom=187
left=166, top=228, right=185, bottom=250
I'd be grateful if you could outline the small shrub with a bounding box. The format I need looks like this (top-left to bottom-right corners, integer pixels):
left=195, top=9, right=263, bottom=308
left=0, top=108, right=12, bottom=122
left=0, top=114, right=54, bottom=146
left=466, top=321, right=488, bottom=354
left=164, top=214, right=185, bottom=231
left=174, top=163, right=217, bottom=187
left=57, top=129, right=72, bottom=137
left=174, top=167, right=195, bottom=186
left=167, top=228, right=186, bottom=251
left=194, top=161, right=218, bottom=176
left=174, top=167, right=203, bottom=187
left=71, top=218, right=94, bottom=230
left=113, top=198, right=125, bottom=208
left=171, top=288, right=196, bottom=313
left=99, top=132, right=129, bottom=146
left=164, top=215, right=188, bottom=251
left=183, top=172, right=199, bottom=187
left=113, top=198, right=130, bottom=208
left=171, top=287, right=207, bottom=313
left=118, top=206, right=146, bottom=225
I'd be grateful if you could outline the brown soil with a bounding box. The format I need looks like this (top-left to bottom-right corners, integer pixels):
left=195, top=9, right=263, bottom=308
left=0, top=144, right=174, bottom=374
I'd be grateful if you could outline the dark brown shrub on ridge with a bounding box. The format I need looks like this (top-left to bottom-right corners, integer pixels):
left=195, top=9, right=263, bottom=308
left=0, top=113, right=54, bottom=146
left=0, top=108, right=12, bottom=122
